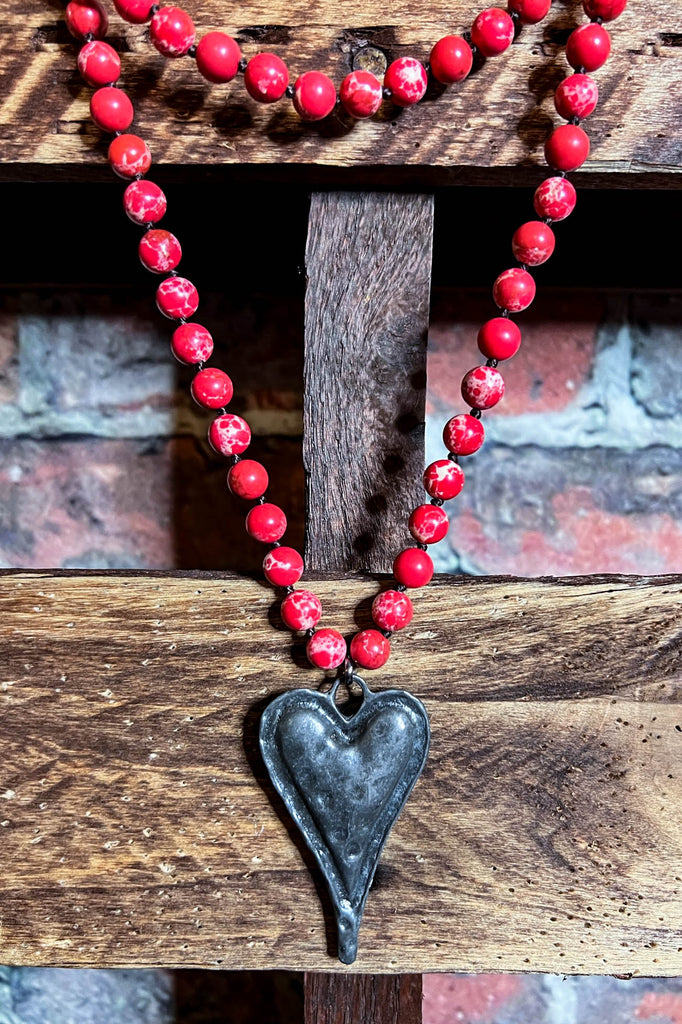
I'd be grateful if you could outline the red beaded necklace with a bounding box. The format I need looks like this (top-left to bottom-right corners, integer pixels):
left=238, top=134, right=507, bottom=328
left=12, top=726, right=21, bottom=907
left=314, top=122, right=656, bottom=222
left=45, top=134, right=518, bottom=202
left=64, top=0, right=627, bottom=963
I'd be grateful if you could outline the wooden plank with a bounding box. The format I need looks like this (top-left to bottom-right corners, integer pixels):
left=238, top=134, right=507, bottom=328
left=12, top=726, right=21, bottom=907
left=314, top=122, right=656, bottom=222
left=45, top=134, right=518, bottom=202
left=4, top=1, right=680, bottom=182
left=1, top=569, right=682, bottom=973
left=304, top=974, right=422, bottom=1023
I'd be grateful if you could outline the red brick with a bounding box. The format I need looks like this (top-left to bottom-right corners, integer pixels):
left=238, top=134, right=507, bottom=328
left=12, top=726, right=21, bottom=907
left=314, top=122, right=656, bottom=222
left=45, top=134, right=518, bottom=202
left=423, top=974, right=523, bottom=1024
left=637, top=993, right=682, bottom=1024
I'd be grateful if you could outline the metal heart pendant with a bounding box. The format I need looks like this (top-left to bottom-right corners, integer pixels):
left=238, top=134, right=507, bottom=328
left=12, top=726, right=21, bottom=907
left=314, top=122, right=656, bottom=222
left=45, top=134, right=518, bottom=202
left=259, top=673, right=430, bottom=964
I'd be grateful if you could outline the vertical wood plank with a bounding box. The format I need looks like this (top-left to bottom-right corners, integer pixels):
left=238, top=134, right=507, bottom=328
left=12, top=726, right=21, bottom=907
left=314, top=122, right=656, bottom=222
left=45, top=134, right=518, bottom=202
left=304, top=974, right=423, bottom=1024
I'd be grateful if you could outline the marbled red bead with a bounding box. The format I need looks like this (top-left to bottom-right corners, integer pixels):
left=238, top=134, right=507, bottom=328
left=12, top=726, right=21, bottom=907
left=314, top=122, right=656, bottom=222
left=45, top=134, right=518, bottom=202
left=443, top=413, right=485, bottom=455
left=371, top=589, right=413, bottom=631
left=554, top=73, right=599, bottom=120
left=350, top=629, right=390, bottom=670
left=429, top=35, right=473, bottom=84
left=124, top=180, right=167, bottom=224
left=209, top=413, right=251, bottom=456
left=78, top=41, right=120, bottom=86
left=108, top=134, right=151, bottom=179
left=423, top=459, right=464, bottom=501
left=462, top=366, right=505, bottom=410
left=191, top=367, right=233, bottom=409
left=477, top=317, right=521, bottom=360
left=263, top=546, right=304, bottom=586
left=512, top=221, right=556, bottom=266
left=507, top=0, right=551, bottom=24
left=90, top=87, right=134, bottom=133
left=583, top=0, right=626, bottom=20
left=393, top=548, right=434, bottom=588
left=533, top=176, right=577, bottom=221
left=195, top=32, right=241, bottom=83
left=228, top=458, right=267, bottom=499
left=66, top=0, right=107, bottom=39
left=150, top=6, right=195, bottom=57
left=171, top=322, right=213, bottom=364
left=293, top=71, right=337, bottom=121
left=156, top=276, right=199, bottom=319
left=245, top=503, right=287, bottom=543
left=307, top=629, right=347, bottom=670
left=280, top=589, right=322, bottom=631
left=493, top=267, right=536, bottom=311
left=408, top=504, right=449, bottom=544
left=139, top=229, right=182, bottom=273
left=545, top=124, right=590, bottom=172
left=339, top=70, right=382, bottom=119
left=471, top=8, right=515, bottom=57
left=384, top=57, right=428, bottom=106
left=113, top=0, right=153, bottom=22
left=566, top=23, right=611, bottom=72
left=244, top=53, right=289, bottom=103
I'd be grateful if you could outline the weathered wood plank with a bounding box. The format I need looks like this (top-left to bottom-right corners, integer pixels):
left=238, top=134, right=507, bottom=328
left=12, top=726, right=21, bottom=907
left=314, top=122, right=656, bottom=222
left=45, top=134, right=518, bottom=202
left=1, top=569, right=682, bottom=973
left=4, top=1, right=680, bottom=182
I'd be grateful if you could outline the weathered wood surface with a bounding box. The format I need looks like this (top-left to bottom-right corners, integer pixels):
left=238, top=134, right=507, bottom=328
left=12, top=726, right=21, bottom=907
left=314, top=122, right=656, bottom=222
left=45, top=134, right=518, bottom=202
left=304, top=973, right=423, bottom=1022
left=6, top=0, right=681, bottom=182
left=303, top=192, right=432, bottom=572
left=1, top=569, right=682, bottom=973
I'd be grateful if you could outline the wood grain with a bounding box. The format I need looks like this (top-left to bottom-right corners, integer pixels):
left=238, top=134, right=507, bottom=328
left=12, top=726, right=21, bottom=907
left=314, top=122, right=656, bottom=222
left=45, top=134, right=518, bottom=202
left=1, top=569, right=682, bottom=973
left=304, top=973, right=422, bottom=1022
left=5, top=0, right=681, bottom=182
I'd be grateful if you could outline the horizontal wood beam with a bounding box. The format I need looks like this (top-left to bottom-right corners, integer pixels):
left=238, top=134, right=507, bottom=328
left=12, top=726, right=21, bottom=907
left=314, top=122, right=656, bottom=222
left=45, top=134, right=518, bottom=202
left=4, top=2, right=679, bottom=183
left=2, top=569, right=682, bottom=973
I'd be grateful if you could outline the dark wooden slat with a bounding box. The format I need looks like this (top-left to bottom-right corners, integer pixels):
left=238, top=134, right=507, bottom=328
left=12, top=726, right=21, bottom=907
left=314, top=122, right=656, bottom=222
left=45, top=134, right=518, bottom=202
left=304, top=974, right=422, bottom=1024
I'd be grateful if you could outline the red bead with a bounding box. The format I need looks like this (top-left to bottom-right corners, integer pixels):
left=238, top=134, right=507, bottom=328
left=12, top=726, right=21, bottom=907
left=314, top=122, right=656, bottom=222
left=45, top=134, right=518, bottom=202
left=244, top=53, right=289, bottom=103
left=339, top=70, right=382, bottom=119
left=195, top=32, right=241, bottom=83
left=493, top=267, right=536, bottom=311
left=423, top=459, right=464, bottom=501
left=477, top=318, right=521, bottom=360
left=228, top=458, right=267, bottom=499
left=566, top=23, right=611, bottom=72
left=124, top=180, right=167, bottom=224
left=171, top=322, right=213, bottom=364
left=512, top=220, right=556, bottom=266
left=350, top=629, right=390, bottom=670
left=506, top=0, right=551, bottom=24
left=66, top=0, right=107, bottom=39
left=90, top=87, right=134, bottom=133
left=545, top=124, right=590, bottom=172
left=113, top=0, right=153, bottom=22
left=583, top=0, right=626, bottom=20
left=443, top=413, right=485, bottom=455
left=429, top=35, right=473, bottom=84
left=293, top=71, right=337, bottom=121
left=462, top=366, right=505, bottom=410
left=108, top=134, right=151, bottom=179
left=209, top=414, right=251, bottom=456
left=372, top=590, right=413, bottom=631
left=307, top=629, right=347, bottom=670
left=408, top=504, right=449, bottom=544
left=280, top=590, right=322, bottom=631
left=245, top=503, right=287, bottom=544
left=555, top=73, right=599, bottom=120
left=139, top=229, right=182, bottom=273
left=150, top=6, right=195, bottom=57
left=533, top=176, right=577, bottom=221
left=393, top=548, right=434, bottom=588
left=156, top=276, right=199, bottom=319
left=263, top=546, right=304, bottom=586
left=384, top=57, right=428, bottom=106
left=191, top=367, right=233, bottom=409
left=471, top=8, right=515, bottom=57
left=78, top=41, right=120, bottom=86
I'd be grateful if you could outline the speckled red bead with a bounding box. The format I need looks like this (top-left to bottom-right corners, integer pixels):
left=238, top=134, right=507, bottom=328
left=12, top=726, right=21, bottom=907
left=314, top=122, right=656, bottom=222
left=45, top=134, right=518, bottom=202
left=583, top=0, right=626, bottom=20
left=493, top=267, right=536, bottom=312
left=443, top=413, right=485, bottom=455
left=139, top=229, right=182, bottom=273
left=393, top=548, right=434, bottom=588
left=113, top=0, right=153, bottom=22
left=462, top=366, right=505, bottom=410
left=228, top=459, right=268, bottom=499
left=108, top=134, right=151, bottom=179
left=263, top=546, right=304, bottom=586
left=150, top=6, right=195, bottom=57
left=78, top=41, right=121, bottom=86
left=191, top=367, right=233, bottom=409
left=512, top=221, right=556, bottom=266
left=471, top=8, right=515, bottom=57
left=156, top=276, right=199, bottom=319
left=533, top=176, right=577, bottom=221
left=124, top=180, right=167, bottom=224
left=90, top=87, right=134, bottom=133
left=245, top=503, right=287, bottom=543
left=306, top=629, right=347, bottom=670
left=429, top=35, right=473, bottom=84
left=293, top=71, right=337, bottom=121
left=555, top=73, right=599, bottom=120
left=423, top=459, right=464, bottom=501
left=408, top=504, right=449, bottom=544
left=477, top=317, right=521, bottom=360
left=244, top=53, right=289, bottom=103
left=281, top=590, right=322, bottom=631
left=195, top=32, right=241, bottom=83
left=566, top=23, right=611, bottom=72
left=209, top=413, right=251, bottom=456
left=507, top=0, right=551, bottom=23
left=372, top=589, right=413, bottom=631
left=66, top=0, right=108, bottom=38
left=171, top=322, right=213, bottom=364
left=384, top=57, right=428, bottom=106
left=545, top=124, right=590, bottom=172
left=350, top=629, right=390, bottom=670
left=339, top=71, right=383, bottom=119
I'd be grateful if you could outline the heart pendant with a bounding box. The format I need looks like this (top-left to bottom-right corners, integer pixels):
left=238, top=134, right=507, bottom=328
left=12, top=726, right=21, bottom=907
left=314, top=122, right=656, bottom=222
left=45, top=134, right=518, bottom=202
left=259, top=673, right=430, bottom=964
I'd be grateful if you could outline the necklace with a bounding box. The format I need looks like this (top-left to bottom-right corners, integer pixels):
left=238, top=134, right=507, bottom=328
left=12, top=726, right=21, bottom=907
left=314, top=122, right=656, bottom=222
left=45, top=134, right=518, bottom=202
left=65, top=0, right=626, bottom=965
